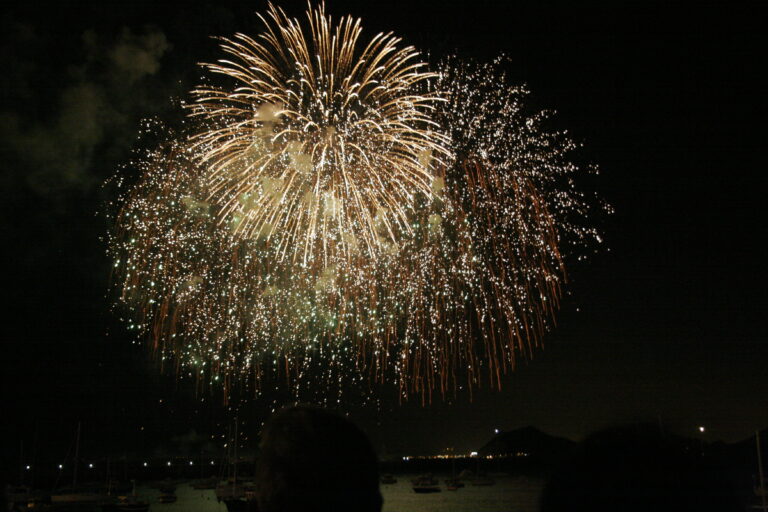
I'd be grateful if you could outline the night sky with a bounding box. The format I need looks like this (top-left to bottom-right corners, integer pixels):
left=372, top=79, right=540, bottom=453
left=1, top=0, right=765, bottom=475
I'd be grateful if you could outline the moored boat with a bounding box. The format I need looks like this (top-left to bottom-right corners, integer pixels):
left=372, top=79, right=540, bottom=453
left=103, top=494, right=151, bottom=512
left=103, top=480, right=150, bottom=512
left=158, top=492, right=177, bottom=504
left=445, top=477, right=464, bottom=490
left=411, top=474, right=440, bottom=493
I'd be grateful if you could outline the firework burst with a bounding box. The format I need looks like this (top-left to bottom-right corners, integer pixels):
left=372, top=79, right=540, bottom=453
left=188, top=2, right=448, bottom=266
left=110, top=4, right=606, bottom=402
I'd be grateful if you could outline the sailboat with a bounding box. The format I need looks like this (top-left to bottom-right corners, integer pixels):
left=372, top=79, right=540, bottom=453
left=103, top=480, right=150, bottom=512
left=51, top=422, right=116, bottom=507
left=755, top=430, right=768, bottom=512
left=445, top=456, right=464, bottom=490
left=469, top=457, right=495, bottom=486
left=411, top=474, right=441, bottom=493
left=215, top=418, right=257, bottom=511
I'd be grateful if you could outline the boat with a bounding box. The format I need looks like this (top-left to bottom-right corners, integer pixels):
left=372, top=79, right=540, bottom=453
left=107, top=480, right=133, bottom=495
left=754, top=430, right=768, bottom=511
left=103, top=480, right=150, bottom=512
left=5, top=485, right=48, bottom=510
left=104, top=495, right=151, bottom=512
left=51, top=488, right=117, bottom=507
left=445, top=454, right=464, bottom=490
left=469, top=458, right=495, bottom=485
left=411, top=474, right=440, bottom=493
left=445, top=477, right=464, bottom=490
left=458, top=468, right=473, bottom=480
left=157, top=480, right=176, bottom=494
left=50, top=423, right=122, bottom=508
left=222, top=482, right=258, bottom=511
left=216, top=418, right=259, bottom=511
left=158, top=492, right=177, bottom=504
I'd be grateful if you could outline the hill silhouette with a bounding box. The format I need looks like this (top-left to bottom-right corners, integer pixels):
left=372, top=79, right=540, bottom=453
left=479, top=426, right=575, bottom=465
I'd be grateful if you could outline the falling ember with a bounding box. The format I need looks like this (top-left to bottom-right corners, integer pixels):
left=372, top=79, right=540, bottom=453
left=109, top=5, right=607, bottom=403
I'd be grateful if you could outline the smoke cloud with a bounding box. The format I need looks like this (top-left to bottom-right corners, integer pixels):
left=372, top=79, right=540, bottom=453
left=0, top=22, right=171, bottom=198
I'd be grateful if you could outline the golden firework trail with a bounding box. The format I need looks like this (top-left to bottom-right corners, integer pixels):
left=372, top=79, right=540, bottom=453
left=110, top=6, right=607, bottom=403
left=188, top=2, right=448, bottom=267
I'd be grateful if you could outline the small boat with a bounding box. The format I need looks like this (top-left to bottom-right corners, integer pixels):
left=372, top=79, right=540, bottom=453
left=51, top=488, right=116, bottom=506
left=103, top=495, right=151, bottom=512
left=445, top=477, right=464, bottom=490
left=51, top=423, right=117, bottom=507
left=216, top=481, right=257, bottom=501
left=103, top=480, right=150, bottom=512
left=6, top=485, right=48, bottom=509
left=445, top=458, right=464, bottom=490
left=224, top=486, right=258, bottom=512
left=380, top=474, right=397, bottom=485
left=108, top=480, right=134, bottom=494
left=158, top=492, right=177, bottom=504
left=157, top=480, right=176, bottom=494
left=412, top=474, right=440, bottom=493
left=216, top=418, right=254, bottom=508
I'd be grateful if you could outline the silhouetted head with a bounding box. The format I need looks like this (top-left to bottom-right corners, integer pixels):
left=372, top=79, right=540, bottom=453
left=255, top=406, right=382, bottom=512
left=540, top=423, right=742, bottom=512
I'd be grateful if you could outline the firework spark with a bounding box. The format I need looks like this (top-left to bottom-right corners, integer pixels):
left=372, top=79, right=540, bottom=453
left=110, top=5, right=606, bottom=402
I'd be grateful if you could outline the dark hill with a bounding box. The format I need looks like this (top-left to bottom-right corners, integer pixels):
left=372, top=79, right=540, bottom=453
left=479, top=426, right=575, bottom=462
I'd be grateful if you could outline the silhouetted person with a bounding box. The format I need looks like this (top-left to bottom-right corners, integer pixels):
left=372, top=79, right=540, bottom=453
left=540, top=424, right=742, bottom=512
left=254, top=406, right=382, bottom=512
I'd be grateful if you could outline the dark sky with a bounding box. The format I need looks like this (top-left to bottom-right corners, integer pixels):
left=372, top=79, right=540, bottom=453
left=1, top=0, right=765, bottom=473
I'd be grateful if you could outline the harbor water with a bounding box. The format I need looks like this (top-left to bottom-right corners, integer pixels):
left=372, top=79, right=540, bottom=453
left=134, top=475, right=543, bottom=512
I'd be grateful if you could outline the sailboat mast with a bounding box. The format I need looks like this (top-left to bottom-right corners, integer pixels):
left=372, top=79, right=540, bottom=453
left=72, top=422, right=81, bottom=488
left=19, top=440, right=24, bottom=486
left=758, top=430, right=767, bottom=512
left=233, top=417, right=238, bottom=485
left=225, top=423, right=232, bottom=480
